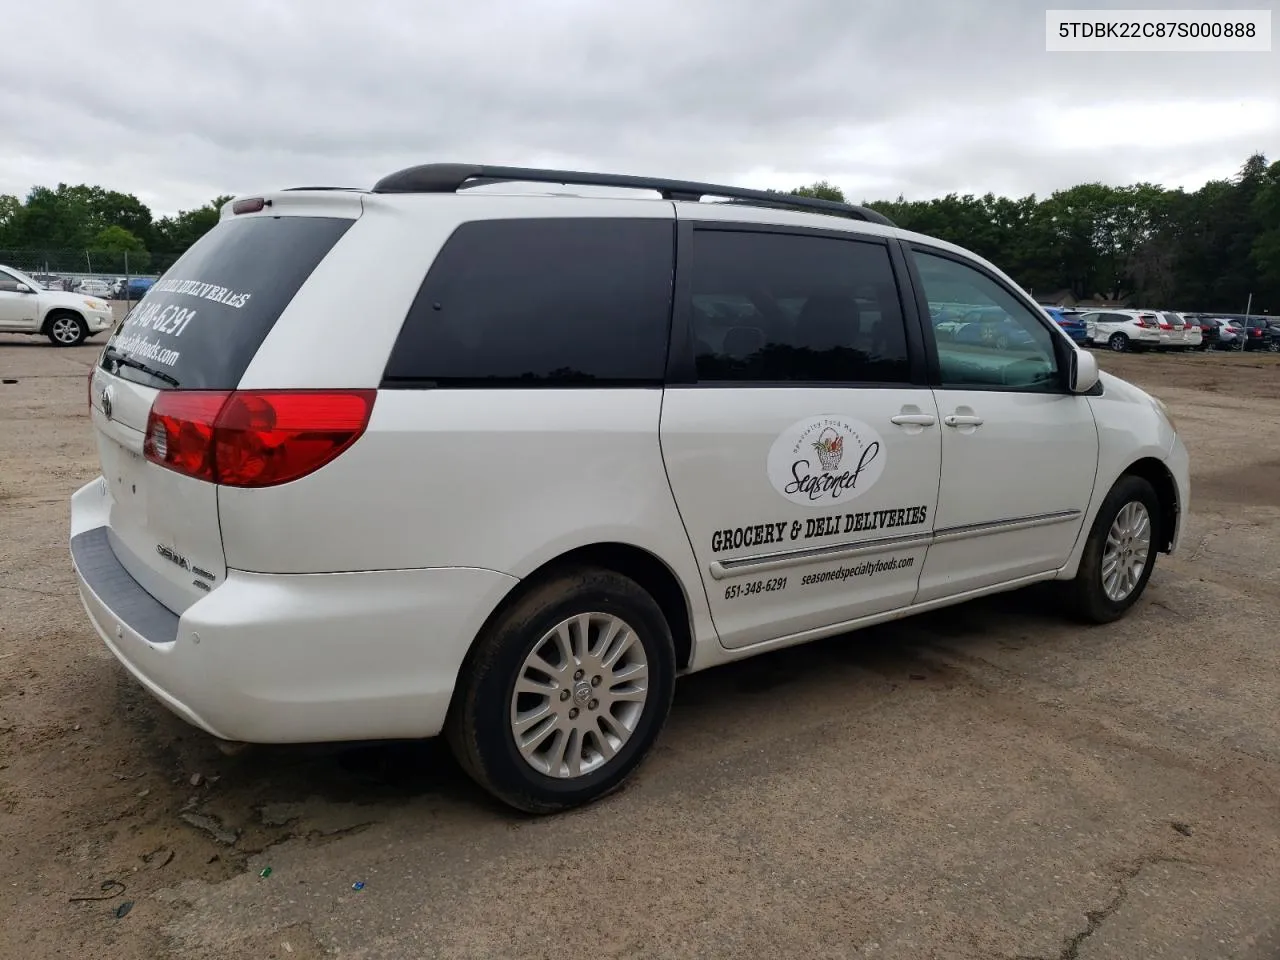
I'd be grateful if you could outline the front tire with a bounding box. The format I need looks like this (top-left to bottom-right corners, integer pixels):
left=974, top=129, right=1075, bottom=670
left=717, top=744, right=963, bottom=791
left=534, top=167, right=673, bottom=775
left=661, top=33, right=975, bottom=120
left=446, top=567, right=676, bottom=813
left=1108, top=333, right=1129, bottom=353
left=46, top=313, right=87, bottom=347
left=1064, top=475, right=1160, bottom=624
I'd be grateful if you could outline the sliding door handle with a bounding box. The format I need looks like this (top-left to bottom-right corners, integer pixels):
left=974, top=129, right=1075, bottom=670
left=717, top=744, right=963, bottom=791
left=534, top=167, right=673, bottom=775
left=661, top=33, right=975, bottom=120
left=890, top=413, right=937, bottom=426
left=943, top=414, right=984, bottom=428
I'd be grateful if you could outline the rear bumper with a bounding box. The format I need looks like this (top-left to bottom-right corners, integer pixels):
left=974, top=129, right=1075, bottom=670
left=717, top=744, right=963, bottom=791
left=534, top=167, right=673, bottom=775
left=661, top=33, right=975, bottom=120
left=70, top=478, right=518, bottom=743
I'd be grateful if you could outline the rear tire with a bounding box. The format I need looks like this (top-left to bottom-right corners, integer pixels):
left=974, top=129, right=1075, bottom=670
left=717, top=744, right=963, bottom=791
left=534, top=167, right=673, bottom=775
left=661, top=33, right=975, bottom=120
left=45, top=312, right=87, bottom=347
left=446, top=567, right=676, bottom=813
left=1063, top=475, right=1160, bottom=624
left=1108, top=333, right=1129, bottom=353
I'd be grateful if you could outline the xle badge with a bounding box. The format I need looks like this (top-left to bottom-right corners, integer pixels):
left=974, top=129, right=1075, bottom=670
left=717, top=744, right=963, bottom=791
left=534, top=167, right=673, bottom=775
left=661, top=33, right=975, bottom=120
left=766, top=416, right=886, bottom=507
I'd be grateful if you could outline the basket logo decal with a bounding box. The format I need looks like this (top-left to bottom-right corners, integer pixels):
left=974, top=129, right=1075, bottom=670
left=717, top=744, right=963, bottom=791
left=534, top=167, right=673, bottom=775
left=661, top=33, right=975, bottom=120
left=767, top=416, right=885, bottom=506
left=811, top=427, right=844, bottom=471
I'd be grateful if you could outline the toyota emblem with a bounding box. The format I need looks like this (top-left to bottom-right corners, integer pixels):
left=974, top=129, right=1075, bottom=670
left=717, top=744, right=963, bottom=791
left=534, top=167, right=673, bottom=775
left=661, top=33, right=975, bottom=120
left=101, top=385, right=114, bottom=421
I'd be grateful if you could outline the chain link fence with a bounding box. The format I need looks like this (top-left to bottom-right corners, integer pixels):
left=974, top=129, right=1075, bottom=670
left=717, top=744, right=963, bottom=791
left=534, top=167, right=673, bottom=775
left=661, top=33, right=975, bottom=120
left=0, top=249, right=175, bottom=295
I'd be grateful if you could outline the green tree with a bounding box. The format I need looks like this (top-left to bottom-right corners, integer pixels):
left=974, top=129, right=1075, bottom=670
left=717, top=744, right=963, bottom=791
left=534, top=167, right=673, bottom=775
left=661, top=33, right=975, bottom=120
left=790, top=181, right=847, bottom=203
left=91, top=190, right=154, bottom=248
left=90, top=225, right=151, bottom=271
left=153, top=196, right=231, bottom=260
left=1246, top=161, right=1280, bottom=313
left=0, top=194, right=21, bottom=247
left=14, top=185, right=94, bottom=249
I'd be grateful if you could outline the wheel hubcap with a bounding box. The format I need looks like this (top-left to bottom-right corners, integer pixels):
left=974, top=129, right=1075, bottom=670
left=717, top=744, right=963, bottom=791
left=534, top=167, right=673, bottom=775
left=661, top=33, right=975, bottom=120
left=1101, top=501, right=1152, bottom=602
left=510, top=613, right=648, bottom=779
left=52, top=318, right=79, bottom=342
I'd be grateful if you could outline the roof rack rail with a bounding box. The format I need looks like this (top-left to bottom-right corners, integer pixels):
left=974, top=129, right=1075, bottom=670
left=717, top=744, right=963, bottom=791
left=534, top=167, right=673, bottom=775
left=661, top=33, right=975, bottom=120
left=370, top=163, right=896, bottom=227
left=280, top=186, right=362, bottom=192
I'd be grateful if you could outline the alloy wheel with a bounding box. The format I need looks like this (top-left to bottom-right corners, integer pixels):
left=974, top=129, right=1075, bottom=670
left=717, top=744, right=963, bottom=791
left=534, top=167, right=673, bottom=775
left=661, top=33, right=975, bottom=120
left=1101, top=501, right=1152, bottom=602
left=509, top=613, right=649, bottom=779
left=51, top=317, right=81, bottom=344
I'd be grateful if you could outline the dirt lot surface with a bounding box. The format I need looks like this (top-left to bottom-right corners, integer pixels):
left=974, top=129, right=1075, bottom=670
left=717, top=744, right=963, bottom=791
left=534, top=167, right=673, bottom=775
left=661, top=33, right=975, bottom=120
left=2, top=334, right=1279, bottom=960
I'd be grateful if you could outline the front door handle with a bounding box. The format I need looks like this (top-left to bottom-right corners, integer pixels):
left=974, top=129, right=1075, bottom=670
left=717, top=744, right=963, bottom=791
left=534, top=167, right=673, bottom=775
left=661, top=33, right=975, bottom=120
left=890, top=413, right=937, bottom=426
left=943, top=414, right=984, bottom=427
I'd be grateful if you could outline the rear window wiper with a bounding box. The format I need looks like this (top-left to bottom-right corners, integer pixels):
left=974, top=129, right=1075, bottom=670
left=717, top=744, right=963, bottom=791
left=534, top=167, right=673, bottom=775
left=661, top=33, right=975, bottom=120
left=102, top=349, right=180, bottom=388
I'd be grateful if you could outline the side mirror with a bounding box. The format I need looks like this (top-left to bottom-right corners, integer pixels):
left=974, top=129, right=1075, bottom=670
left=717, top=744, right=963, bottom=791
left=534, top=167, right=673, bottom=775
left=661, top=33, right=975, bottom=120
left=14, top=283, right=32, bottom=294
left=1069, top=347, right=1100, bottom=394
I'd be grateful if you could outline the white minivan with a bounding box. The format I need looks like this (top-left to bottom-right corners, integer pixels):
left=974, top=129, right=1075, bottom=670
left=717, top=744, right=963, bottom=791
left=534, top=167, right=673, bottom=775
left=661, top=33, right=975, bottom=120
left=71, top=164, right=1189, bottom=812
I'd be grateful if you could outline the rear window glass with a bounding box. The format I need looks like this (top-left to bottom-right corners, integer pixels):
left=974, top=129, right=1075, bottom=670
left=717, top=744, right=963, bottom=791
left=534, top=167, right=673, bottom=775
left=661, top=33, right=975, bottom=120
left=102, top=215, right=353, bottom=389
left=382, top=218, right=674, bottom=387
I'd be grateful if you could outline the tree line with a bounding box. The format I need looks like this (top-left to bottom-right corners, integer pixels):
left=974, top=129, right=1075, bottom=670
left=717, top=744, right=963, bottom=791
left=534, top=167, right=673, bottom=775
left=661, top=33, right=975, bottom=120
left=2, top=154, right=1277, bottom=311
left=792, top=153, right=1278, bottom=313
left=0, top=185, right=231, bottom=275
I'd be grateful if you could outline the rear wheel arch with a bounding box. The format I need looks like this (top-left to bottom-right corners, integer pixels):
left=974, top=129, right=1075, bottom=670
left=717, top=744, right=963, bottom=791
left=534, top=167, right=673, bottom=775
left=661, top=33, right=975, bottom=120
left=1119, top=457, right=1178, bottom=552
left=454, top=542, right=695, bottom=701
left=522, top=544, right=694, bottom=671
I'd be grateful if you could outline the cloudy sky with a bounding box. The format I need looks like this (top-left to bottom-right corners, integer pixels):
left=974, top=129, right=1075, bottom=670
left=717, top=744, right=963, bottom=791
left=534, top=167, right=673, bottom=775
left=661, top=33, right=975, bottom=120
left=2, top=0, right=1276, bottom=215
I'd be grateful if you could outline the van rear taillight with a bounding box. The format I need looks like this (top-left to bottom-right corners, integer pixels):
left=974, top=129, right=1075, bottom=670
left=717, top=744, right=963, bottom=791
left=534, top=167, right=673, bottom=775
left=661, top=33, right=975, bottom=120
left=143, top=391, right=227, bottom=482
left=143, top=390, right=375, bottom=487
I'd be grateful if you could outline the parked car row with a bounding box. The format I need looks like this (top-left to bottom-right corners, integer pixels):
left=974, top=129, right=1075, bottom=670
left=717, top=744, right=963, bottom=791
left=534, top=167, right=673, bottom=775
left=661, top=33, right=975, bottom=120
left=1033, top=305, right=1278, bottom=354
left=933, top=301, right=1277, bottom=357
left=1209, top=314, right=1280, bottom=352
left=13, top=274, right=156, bottom=300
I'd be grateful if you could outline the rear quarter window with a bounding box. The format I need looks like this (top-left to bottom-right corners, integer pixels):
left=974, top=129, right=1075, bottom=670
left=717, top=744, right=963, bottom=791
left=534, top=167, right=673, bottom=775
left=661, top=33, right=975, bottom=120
left=382, top=218, right=675, bottom=387
left=103, top=215, right=353, bottom=389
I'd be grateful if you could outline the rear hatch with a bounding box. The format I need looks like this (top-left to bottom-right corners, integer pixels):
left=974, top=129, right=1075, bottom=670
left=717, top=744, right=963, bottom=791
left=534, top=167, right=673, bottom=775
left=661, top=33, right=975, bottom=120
left=89, top=209, right=356, bottom=614
left=1160, top=311, right=1184, bottom=340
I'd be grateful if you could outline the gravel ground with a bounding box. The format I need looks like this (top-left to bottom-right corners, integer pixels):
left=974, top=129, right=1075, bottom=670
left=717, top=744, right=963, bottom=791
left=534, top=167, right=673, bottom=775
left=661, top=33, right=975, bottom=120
left=1, top=332, right=1278, bottom=960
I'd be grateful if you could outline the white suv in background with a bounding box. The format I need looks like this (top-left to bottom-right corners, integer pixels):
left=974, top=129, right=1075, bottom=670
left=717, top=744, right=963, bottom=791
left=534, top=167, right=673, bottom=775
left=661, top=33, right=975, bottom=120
left=76, top=278, right=115, bottom=299
left=1081, top=309, right=1166, bottom=352
left=71, top=164, right=1190, bottom=812
left=1154, top=310, right=1201, bottom=351
left=0, top=265, right=114, bottom=345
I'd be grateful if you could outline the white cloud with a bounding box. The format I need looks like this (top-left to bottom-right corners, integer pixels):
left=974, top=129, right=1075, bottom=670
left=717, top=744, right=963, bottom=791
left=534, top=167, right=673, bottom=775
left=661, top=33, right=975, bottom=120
left=0, top=0, right=1276, bottom=215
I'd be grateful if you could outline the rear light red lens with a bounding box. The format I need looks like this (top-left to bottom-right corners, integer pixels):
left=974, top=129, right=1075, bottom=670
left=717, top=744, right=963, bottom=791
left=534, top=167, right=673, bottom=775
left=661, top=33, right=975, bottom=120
left=143, top=390, right=375, bottom=487
left=143, top=391, right=228, bottom=483
left=215, top=390, right=376, bottom=486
